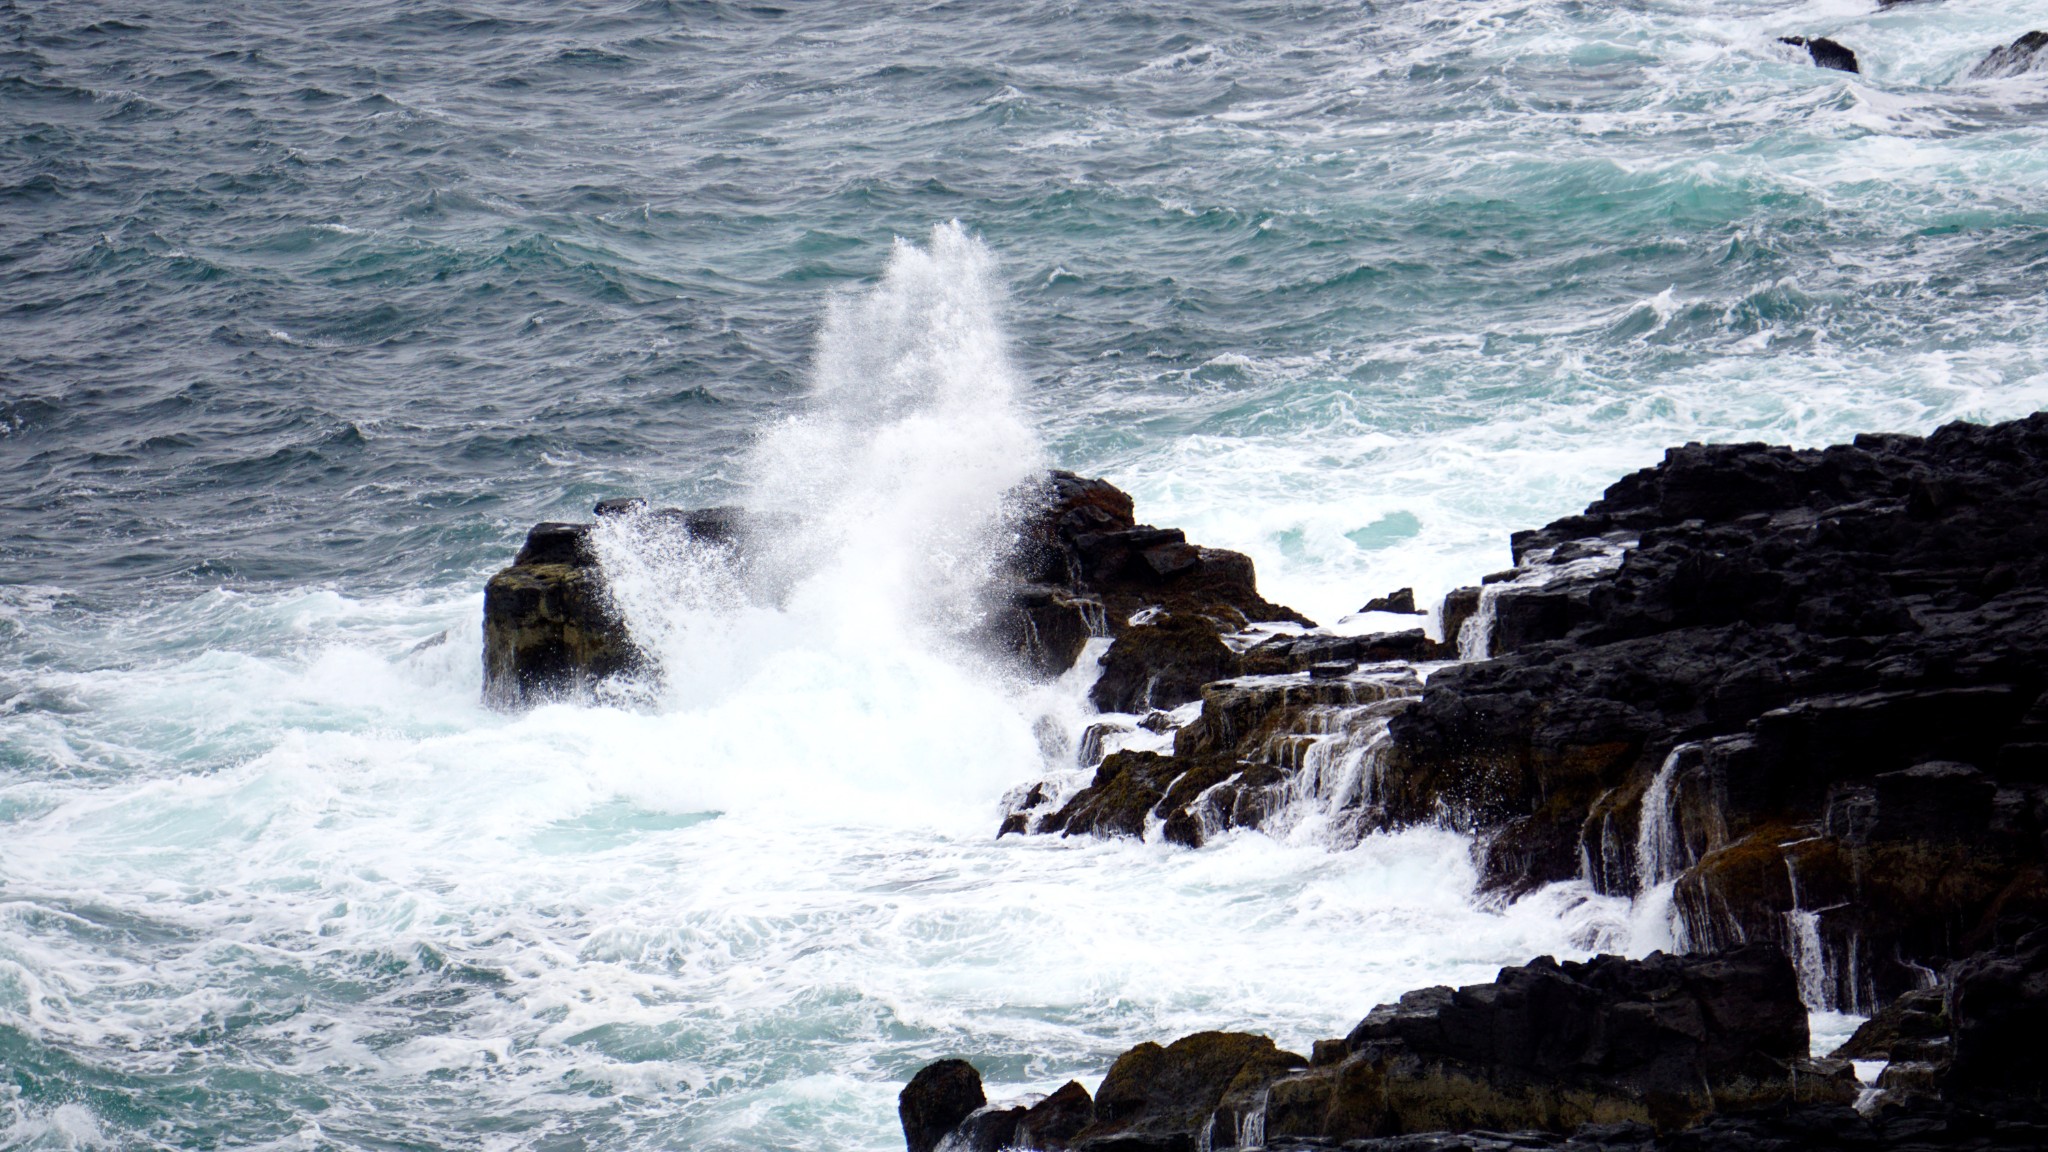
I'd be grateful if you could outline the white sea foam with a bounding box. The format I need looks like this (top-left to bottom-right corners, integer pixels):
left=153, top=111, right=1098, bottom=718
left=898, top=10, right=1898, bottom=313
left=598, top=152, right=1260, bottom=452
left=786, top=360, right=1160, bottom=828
left=0, top=226, right=1668, bottom=1150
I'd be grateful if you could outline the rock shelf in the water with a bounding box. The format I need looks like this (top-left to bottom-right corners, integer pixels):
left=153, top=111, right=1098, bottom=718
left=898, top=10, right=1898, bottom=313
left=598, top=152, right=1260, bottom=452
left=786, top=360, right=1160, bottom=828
left=903, top=928, right=2048, bottom=1150
left=897, top=946, right=1855, bottom=1151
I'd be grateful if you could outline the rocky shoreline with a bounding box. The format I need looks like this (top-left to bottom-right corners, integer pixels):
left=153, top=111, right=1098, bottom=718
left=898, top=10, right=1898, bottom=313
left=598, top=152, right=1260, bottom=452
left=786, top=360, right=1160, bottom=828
left=478, top=412, right=2048, bottom=1148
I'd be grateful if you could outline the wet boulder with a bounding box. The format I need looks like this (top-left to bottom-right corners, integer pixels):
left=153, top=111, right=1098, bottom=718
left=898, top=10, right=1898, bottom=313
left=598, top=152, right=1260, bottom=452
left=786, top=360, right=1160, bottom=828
left=1037, top=750, right=1177, bottom=839
left=1071, top=1031, right=1305, bottom=1151
left=1016, top=1080, right=1094, bottom=1150
left=941, top=1103, right=1027, bottom=1152
left=899, top=1059, right=987, bottom=1152
left=1834, top=986, right=1950, bottom=1064
left=481, top=520, right=642, bottom=709
left=1089, top=613, right=1242, bottom=713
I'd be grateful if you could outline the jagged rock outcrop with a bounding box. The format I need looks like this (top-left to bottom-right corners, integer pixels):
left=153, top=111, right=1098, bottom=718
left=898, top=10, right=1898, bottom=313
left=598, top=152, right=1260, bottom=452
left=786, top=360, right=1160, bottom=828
left=1361, top=587, right=1423, bottom=615
left=1380, top=414, right=2048, bottom=1006
left=899, top=1059, right=988, bottom=1152
left=1017, top=1081, right=1095, bottom=1150
left=480, top=519, right=639, bottom=709
left=987, top=471, right=1314, bottom=692
left=1970, top=31, right=2048, bottom=79
left=1003, top=472, right=1308, bottom=638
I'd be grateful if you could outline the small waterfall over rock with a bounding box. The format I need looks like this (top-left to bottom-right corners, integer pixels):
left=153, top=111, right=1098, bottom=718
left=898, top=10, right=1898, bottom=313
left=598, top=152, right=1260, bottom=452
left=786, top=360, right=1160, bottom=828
left=1004, top=661, right=1425, bottom=849
left=1455, top=585, right=1501, bottom=661
left=1235, top=1088, right=1268, bottom=1151
left=1635, top=746, right=1688, bottom=893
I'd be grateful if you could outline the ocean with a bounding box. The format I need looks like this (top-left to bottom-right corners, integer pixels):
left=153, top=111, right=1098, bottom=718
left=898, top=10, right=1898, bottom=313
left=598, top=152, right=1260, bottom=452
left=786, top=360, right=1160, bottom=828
left=3, top=0, right=2046, bottom=1147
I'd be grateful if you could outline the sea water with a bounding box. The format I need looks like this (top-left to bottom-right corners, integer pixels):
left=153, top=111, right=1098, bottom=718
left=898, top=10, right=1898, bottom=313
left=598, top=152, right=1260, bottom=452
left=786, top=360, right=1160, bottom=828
left=4, top=1, right=2046, bottom=1147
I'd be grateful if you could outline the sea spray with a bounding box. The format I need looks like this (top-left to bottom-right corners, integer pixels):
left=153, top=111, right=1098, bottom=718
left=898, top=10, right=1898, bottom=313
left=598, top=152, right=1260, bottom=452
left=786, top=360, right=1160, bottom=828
left=581, top=223, right=1051, bottom=830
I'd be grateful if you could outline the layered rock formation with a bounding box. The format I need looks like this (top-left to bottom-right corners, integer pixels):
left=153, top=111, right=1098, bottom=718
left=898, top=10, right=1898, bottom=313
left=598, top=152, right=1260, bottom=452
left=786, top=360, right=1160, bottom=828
left=960, top=413, right=2048, bottom=1145
left=1382, top=415, right=2048, bottom=1009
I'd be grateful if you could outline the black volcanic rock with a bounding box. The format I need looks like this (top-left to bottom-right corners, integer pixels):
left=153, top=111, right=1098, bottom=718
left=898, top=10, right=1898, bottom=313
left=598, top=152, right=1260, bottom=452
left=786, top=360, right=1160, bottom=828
left=1089, top=612, right=1241, bottom=713
left=910, top=949, right=1853, bottom=1152
left=480, top=501, right=747, bottom=708
left=899, top=1059, right=987, bottom=1152
left=1380, top=413, right=2048, bottom=1003
left=1944, top=926, right=2048, bottom=1113
left=1362, top=587, right=1422, bottom=615
left=1017, top=1080, right=1094, bottom=1150
left=1072, top=1031, right=1305, bottom=1151
left=1269, top=945, right=1847, bottom=1139
left=1781, top=36, right=1860, bottom=73
left=1001, top=470, right=1309, bottom=639
left=480, top=520, right=641, bottom=709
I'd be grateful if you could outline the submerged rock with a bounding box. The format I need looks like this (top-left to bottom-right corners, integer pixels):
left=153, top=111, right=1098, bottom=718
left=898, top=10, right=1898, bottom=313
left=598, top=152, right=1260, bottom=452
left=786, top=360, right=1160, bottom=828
left=1780, top=36, right=1861, bottom=73
left=1969, top=31, right=2048, bottom=79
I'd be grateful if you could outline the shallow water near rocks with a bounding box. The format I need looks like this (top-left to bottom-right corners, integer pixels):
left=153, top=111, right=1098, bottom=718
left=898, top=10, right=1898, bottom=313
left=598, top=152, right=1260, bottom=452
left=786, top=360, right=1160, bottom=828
left=4, top=0, right=2047, bottom=1147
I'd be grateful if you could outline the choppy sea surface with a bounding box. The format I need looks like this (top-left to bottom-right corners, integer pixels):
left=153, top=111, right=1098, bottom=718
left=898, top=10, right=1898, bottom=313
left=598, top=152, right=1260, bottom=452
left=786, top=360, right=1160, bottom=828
left=3, top=1, right=2046, bottom=1148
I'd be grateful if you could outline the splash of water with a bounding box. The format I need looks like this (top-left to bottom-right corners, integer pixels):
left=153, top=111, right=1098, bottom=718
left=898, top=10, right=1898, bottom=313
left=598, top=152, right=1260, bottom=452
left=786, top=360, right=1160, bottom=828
left=580, top=223, right=1051, bottom=830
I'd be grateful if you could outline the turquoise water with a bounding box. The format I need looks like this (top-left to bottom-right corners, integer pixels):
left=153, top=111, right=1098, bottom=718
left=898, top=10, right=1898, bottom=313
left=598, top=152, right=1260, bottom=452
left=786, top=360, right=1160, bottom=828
left=3, top=0, right=2046, bottom=1147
